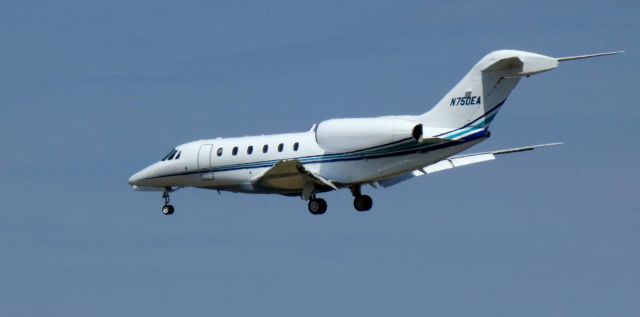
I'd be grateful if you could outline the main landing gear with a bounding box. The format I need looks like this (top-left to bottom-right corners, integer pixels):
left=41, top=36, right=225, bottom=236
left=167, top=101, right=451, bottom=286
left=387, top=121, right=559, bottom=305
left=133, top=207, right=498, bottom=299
left=353, top=195, right=373, bottom=212
left=305, top=186, right=373, bottom=215
left=351, top=186, right=373, bottom=212
left=161, top=189, right=175, bottom=215
left=308, top=196, right=327, bottom=215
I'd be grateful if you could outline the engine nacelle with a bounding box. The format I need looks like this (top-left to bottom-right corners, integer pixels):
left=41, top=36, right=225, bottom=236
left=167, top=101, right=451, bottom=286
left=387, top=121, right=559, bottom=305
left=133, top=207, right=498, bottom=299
left=315, top=117, right=422, bottom=153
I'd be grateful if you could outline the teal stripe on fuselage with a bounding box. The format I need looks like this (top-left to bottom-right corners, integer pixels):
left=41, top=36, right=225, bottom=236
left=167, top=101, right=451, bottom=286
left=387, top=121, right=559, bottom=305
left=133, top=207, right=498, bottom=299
left=142, top=126, right=490, bottom=180
left=442, top=109, right=499, bottom=140
left=210, top=129, right=488, bottom=174
left=213, top=138, right=420, bottom=172
left=437, top=99, right=506, bottom=139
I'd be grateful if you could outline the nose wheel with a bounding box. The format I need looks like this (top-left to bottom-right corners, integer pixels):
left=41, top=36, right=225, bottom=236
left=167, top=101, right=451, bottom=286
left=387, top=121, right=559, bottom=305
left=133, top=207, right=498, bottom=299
left=162, top=189, right=175, bottom=215
left=162, top=204, right=174, bottom=215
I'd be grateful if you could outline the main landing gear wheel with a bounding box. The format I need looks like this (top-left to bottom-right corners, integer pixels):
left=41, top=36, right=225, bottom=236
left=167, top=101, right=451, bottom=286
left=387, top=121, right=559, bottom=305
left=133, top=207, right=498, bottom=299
left=308, top=198, right=327, bottom=215
left=350, top=186, right=373, bottom=212
left=162, top=204, right=175, bottom=215
left=353, top=195, right=373, bottom=212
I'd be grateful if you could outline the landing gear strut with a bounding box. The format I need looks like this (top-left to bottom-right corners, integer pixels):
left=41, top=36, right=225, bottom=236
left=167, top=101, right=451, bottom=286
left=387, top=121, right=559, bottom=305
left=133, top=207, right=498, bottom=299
left=351, top=186, right=373, bottom=212
left=307, top=195, right=327, bottom=215
left=162, top=189, right=175, bottom=215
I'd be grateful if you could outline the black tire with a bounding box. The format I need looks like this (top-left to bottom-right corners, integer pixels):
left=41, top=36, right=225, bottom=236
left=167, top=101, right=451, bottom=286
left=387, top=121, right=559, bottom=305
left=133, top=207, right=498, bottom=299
left=353, top=195, right=373, bottom=212
left=162, top=204, right=175, bottom=215
left=316, top=198, right=327, bottom=213
left=308, top=198, right=327, bottom=215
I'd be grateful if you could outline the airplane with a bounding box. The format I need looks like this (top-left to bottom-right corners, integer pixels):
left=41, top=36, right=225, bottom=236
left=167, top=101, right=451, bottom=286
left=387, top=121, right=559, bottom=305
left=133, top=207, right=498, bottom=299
left=128, top=49, right=621, bottom=215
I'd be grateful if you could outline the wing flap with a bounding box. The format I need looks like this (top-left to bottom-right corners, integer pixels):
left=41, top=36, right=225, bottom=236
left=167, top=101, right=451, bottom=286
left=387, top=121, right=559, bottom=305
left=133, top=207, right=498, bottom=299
left=450, top=153, right=496, bottom=167
left=423, top=160, right=454, bottom=173
left=254, top=159, right=337, bottom=192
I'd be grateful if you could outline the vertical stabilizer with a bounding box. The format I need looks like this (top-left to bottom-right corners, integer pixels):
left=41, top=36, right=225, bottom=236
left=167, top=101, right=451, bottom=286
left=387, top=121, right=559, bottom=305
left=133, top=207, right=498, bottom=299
left=419, top=50, right=560, bottom=140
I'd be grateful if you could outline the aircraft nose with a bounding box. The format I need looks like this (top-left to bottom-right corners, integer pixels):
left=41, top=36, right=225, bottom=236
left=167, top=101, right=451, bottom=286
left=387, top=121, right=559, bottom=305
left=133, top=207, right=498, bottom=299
left=128, top=164, right=155, bottom=187
left=128, top=170, right=144, bottom=186
left=128, top=162, right=167, bottom=190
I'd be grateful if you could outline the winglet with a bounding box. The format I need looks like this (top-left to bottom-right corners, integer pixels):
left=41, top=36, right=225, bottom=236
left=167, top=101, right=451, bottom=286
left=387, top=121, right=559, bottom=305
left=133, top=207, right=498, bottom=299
left=557, top=51, right=624, bottom=62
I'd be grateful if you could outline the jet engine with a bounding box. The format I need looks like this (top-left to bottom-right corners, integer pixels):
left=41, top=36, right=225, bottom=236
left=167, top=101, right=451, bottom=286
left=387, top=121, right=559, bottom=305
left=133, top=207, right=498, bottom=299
left=315, top=118, right=423, bottom=153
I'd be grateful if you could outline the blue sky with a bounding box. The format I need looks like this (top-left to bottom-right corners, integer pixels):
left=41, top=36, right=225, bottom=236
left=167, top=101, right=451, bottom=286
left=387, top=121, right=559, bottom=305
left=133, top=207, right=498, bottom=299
left=1, top=1, right=639, bottom=316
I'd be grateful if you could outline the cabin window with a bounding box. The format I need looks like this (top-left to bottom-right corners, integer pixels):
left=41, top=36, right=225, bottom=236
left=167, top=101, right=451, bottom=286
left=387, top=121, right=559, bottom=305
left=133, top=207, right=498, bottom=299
left=174, top=151, right=181, bottom=159
left=232, top=147, right=238, bottom=156
left=293, top=142, right=299, bottom=151
left=262, top=144, right=268, bottom=153
left=217, top=147, right=223, bottom=157
left=278, top=143, right=284, bottom=152
left=247, top=146, right=253, bottom=155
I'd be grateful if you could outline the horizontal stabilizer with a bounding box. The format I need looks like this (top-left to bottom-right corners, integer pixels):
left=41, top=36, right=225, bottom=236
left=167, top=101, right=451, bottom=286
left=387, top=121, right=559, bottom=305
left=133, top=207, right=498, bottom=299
left=557, top=51, right=624, bottom=62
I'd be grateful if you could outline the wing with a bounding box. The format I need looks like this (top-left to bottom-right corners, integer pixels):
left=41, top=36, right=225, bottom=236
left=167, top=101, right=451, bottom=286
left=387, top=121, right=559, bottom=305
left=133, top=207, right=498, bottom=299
left=254, top=159, right=338, bottom=192
left=378, top=142, right=562, bottom=188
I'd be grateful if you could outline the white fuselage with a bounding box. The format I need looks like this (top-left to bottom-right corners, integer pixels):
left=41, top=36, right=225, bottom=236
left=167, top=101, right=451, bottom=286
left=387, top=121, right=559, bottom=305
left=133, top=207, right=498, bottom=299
left=128, top=127, right=485, bottom=195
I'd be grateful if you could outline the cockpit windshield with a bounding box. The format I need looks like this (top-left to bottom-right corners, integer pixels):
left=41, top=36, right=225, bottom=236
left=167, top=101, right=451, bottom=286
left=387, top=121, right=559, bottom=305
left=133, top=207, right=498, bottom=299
left=161, top=149, right=182, bottom=161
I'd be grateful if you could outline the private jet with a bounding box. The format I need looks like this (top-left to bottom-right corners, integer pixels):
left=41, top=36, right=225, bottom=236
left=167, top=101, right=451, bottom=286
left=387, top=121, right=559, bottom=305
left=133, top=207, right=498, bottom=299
left=128, top=49, right=621, bottom=215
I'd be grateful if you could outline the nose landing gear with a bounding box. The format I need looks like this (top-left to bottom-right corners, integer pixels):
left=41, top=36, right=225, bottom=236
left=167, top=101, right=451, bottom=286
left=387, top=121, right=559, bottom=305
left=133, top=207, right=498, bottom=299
left=162, top=189, right=175, bottom=215
left=162, top=204, right=174, bottom=215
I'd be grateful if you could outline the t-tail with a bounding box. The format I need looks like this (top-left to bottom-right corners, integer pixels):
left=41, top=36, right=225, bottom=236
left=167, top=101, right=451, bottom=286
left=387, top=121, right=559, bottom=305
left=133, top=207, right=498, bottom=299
left=419, top=50, right=623, bottom=140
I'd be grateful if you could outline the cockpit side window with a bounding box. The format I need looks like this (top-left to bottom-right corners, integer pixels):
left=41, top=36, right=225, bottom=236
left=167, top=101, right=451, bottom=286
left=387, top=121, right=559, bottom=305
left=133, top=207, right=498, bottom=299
left=174, top=151, right=181, bottom=159
left=167, top=151, right=177, bottom=160
left=162, top=149, right=176, bottom=161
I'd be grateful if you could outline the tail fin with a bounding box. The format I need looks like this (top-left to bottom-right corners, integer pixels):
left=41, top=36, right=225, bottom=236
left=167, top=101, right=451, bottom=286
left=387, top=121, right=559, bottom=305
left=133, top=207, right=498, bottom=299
left=419, top=50, right=621, bottom=140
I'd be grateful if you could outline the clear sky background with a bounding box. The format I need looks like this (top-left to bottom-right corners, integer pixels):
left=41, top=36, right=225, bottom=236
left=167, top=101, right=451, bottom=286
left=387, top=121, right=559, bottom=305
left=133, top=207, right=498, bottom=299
left=1, top=1, right=639, bottom=316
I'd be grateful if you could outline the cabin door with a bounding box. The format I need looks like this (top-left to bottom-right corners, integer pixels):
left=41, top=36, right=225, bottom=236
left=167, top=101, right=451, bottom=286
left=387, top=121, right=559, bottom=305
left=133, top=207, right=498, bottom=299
left=197, top=144, right=214, bottom=180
